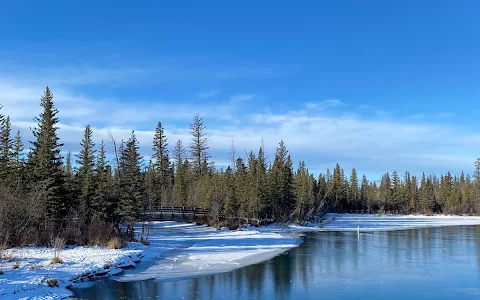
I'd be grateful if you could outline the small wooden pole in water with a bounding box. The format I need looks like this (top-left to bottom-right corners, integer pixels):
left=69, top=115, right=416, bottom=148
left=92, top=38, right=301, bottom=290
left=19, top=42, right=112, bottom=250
left=357, top=226, right=360, bottom=239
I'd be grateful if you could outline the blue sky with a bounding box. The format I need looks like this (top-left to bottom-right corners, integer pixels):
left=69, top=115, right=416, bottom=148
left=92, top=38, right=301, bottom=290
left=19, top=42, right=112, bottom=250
left=0, top=1, right=479, bottom=178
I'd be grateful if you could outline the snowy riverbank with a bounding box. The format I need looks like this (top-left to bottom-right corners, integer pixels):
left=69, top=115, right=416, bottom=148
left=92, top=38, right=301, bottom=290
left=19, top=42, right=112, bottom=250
left=3, top=215, right=480, bottom=299
left=0, top=221, right=301, bottom=299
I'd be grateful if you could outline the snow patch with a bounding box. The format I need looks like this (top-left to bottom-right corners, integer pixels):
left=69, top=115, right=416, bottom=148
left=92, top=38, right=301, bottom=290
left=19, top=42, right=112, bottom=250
left=290, top=213, right=480, bottom=232
left=115, top=222, right=301, bottom=282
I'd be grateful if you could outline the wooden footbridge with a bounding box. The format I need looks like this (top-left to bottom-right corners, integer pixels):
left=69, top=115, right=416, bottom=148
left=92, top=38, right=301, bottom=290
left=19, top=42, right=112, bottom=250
left=144, top=206, right=210, bottom=221
left=142, top=206, right=271, bottom=225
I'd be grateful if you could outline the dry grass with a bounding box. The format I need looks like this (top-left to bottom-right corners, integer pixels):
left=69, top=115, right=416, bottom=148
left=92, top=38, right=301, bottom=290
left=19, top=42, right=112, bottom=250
left=107, top=237, right=125, bottom=250
left=50, top=257, right=64, bottom=265
left=46, top=278, right=58, bottom=287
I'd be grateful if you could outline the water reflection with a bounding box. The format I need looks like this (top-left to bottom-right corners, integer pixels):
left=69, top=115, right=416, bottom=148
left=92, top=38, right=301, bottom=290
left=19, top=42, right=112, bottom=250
left=72, top=226, right=480, bottom=300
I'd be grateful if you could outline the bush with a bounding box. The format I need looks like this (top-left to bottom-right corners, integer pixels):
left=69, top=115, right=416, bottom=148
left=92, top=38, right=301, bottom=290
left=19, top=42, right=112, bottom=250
left=50, top=257, right=64, bottom=264
left=107, top=237, right=125, bottom=249
left=50, top=236, right=66, bottom=264
left=12, top=263, right=19, bottom=269
left=87, top=217, right=116, bottom=246
left=46, top=278, right=58, bottom=287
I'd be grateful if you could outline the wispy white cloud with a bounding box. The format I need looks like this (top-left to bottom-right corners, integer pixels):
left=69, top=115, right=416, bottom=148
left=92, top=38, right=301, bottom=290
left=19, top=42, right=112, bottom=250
left=0, top=66, right=476, bottom=177
left=229, top=94, right=255, bottom=104
left=305, top=99, right=345, bottom=110
left=197, top=89, right=221, bottom=99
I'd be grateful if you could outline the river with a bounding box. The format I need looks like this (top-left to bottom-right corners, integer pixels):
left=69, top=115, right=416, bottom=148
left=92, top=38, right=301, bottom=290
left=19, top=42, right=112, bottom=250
left=72, top=225, right=480, bottom=299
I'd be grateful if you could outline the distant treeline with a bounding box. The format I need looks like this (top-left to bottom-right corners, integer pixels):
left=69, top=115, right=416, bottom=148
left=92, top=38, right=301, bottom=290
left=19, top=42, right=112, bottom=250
left=0, top=87, right=479, bottom=247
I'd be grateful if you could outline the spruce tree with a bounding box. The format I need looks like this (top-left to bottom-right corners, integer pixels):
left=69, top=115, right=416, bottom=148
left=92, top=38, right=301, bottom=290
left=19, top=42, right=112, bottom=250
left=379, top=172, right=392, bottom=212
left=29, top=87, right=65, bottom=228
left=11, top=128, right=24, bottom=187
left=235, top=157, right=247, bottom=218
left=361, top=174, right=369, bottom=212
left=65, top=151, right=73, bottom=178
left=93, top=140, right=111, bottom=221
left=349, top=168, right=358, bottom=211
left=332, top=163, right=343, bottom=210
left=294, top=161, right=314, bottom=222
left=0, top=116, right=13, bottom=183
left=76, top=125, right=96, bottom=219
left=256, top=144, right=268, bottom=218
left=391, top=171, right=401, bottom=212
left=223, top=166, right=237, bottom=218
left=118, top=131, right=144, bottom=237
left=246, top=151, right=258, bottom=219
left=152, top=121, right=169, bottom=207
left=474, top=158, right=480, bottom=205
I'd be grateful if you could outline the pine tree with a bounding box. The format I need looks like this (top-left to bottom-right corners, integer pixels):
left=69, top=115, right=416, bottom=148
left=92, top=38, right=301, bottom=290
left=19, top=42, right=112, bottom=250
left=63, top=151, right=78, bottom=213
left=294, top=161, right=314, bottom=222
left=118, top=131, right=144, bottom=237
left=0, top=116, right=13, bottom=183
left=93, top=140, right=112, bottom=221
left=283, top=155, right=295, bottom=219
left=173, top=139, right=186, bottom=172
left=349, top=168, right=358, bottom=211
left=410, top=175, right=419, bottom=213
left=235, top=157, right=247, bottom=218
left=65, top=151, right=73, bottom=178
left=473, top=158, right=480, bottom=205
left=152, top=121, right=170, bottom=207
left=391, top=171, right=401, bottom=212
left=189, top=115, right=209, bottom=176
left=361, top=174, right=369, bottom=212
left=246, top=151, right=258, bottom=219
left=223, top=166, right=237, bottom=218
left=76, top=125, right=96, bottom=219
left=11, top=128, right=24, bottom=187
left=332, top=163, right=343, bottom=210
left=29, top=87, right=66, bottom=228
left=256, top=145, right=268, bottom=219
left=317, top=174, right=328, bottom=211
left=379, top=172, right=391, bottom=212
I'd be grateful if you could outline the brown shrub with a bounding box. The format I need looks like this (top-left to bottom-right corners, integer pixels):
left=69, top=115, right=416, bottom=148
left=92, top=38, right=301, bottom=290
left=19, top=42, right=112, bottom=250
left=107, top=237, right=126, bottom=249
left=50, top=257, right=64, bottom=264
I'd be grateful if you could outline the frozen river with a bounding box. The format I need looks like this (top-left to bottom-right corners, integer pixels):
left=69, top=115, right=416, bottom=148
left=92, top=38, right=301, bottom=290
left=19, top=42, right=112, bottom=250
left=72, top=224, right=480, bottom=299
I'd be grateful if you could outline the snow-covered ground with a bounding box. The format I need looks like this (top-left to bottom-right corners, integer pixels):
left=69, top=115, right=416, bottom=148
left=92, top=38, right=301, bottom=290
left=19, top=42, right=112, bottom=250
left=0, top=244, right=143, bottom=299
left=116, top=221, right=301, bottom=282
left=0, top=222, right=301, bottom=299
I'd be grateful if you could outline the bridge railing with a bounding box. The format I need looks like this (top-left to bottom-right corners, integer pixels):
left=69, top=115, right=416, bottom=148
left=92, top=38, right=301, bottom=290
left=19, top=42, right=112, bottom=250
left=148, top=206, right=210, bottom=215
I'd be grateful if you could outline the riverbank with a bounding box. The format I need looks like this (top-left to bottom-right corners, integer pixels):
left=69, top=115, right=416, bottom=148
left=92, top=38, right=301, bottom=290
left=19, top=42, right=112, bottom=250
left=0, top=221, right=302, bottom=299
left=3, top=215, right=480, bottom=299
